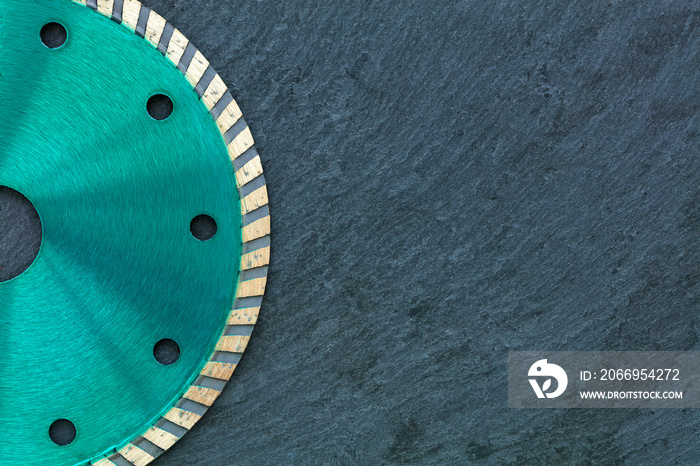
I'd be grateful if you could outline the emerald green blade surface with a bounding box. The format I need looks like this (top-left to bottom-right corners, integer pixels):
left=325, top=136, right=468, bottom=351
left=0, top=0, right=241, bottom=464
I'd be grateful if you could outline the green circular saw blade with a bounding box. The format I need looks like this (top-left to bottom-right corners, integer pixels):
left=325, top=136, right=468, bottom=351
left=0, top=0, right=269, bottom=464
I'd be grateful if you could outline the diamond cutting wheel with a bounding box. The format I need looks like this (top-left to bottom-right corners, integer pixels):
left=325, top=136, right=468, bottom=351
left=0, top=0, right=270, bottom=464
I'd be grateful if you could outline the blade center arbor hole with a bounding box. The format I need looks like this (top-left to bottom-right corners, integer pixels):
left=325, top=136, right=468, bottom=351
left=0, top=186, right=42, bottom=282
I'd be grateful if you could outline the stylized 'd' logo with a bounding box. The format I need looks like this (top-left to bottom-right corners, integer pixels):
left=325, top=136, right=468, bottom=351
left=528, top=359, right=568, bottom=399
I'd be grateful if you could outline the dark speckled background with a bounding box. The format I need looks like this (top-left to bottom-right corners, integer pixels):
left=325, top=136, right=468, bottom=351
left=5, top=1, right=700, bottom=464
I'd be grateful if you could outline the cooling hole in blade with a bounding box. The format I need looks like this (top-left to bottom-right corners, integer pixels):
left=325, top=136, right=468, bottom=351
left=154, top=339, right=181, bottom=366
left=190, top=215, right=217, bottom=241
left=147, top=94, right=174, bottom=121
left=49, top=419, right=76, bottom=446
left=40, top=22, right=67, bottom=49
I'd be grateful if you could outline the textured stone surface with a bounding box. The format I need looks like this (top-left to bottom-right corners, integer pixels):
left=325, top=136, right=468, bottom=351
left=6, top=0, right=700, bottom=464
left=147, top=1, right=700, bottom=464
